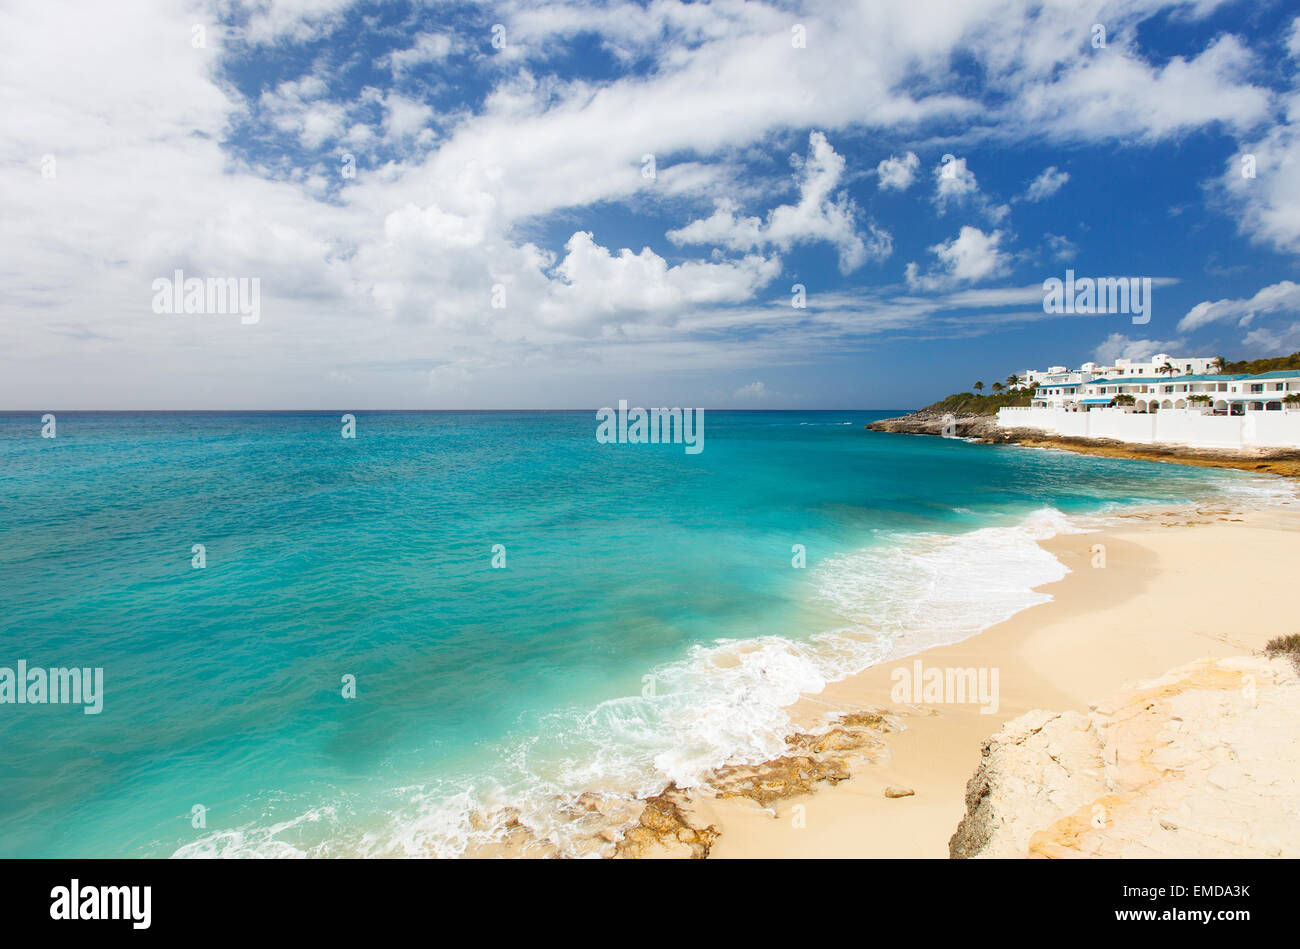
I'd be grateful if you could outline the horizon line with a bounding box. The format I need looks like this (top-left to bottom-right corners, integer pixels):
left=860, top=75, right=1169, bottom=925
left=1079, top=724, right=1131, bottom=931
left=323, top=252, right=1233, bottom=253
left=0, top=407, right=917, bottom=414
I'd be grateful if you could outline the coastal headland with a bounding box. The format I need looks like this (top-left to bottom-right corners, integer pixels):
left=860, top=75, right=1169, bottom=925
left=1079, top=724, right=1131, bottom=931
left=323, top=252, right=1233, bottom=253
left=867, top=410, right=1300, bottom=478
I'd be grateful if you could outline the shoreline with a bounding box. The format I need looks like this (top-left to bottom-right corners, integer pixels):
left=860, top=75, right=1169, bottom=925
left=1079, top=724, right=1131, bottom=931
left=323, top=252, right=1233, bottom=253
left=649, top=492, right=1300, bottom=858
left=867, top=411, right=1300, bottom=478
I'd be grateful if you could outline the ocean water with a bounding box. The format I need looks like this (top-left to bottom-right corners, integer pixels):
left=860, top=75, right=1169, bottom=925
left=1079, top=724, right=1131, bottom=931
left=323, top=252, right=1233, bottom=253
left=0, top=410, right=1287, bottom=858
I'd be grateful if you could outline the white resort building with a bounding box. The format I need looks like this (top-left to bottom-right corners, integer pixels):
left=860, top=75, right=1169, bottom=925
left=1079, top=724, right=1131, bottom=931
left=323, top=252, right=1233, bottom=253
left=998, top=355, right=1300, bottom=449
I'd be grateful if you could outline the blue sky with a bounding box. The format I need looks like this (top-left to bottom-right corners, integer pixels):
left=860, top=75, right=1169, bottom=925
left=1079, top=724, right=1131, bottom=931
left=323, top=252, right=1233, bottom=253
left=2, top=0, right=1299, bottom=408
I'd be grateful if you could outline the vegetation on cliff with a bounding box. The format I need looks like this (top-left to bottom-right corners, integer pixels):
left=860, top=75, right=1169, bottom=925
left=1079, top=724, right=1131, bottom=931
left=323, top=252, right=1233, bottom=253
left=1222, top=351, right=1300, bottom=374
left=909, top=351, right=1299, bottom=420
left=922, top=384, right=1036, bottom=416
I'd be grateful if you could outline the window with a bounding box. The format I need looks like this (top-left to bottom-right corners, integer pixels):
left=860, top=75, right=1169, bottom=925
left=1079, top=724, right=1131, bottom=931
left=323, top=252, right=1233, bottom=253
left=1251, top=384, right=1264, bottom=393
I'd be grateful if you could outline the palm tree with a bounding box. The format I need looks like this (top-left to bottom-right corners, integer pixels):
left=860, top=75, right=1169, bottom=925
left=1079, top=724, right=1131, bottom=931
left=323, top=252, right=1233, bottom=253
left=1209, top=356, right=1225, bottom=375
left=973, top=381, right=984, bottom=392
left=1005, top=373, right=1021, bottom=388
left=991, top=381, right=1004, bottom=393
left=1155, top=361, right=1179, bottom=377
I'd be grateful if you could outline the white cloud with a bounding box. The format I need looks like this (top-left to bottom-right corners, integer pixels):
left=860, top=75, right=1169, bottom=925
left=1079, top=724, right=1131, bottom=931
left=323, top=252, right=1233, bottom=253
left=667, top=132, right=890, bottom=273
left=1043, top=233, right=1077, bottom=261
left=1178, top=280, right=1300, bottom=333
left=381, top=32, right=453, bottom=75
left=238, top=0, right=357, bottom=45
left=1093, top=333, right=1183, bottom=365
left=1024, top=166, right=1069, bottom=201
left=934, top=155, right=978, bottom=209
left=733, top=380, right=767, bottom=399
left=1241, top=322, right=1300, bottom=355
left=0, top=0, right=1284, bottom=408
left=1012, top=34, right=1270, bottom=143
left=905, top=227, right=1009, bottom=292
left=876, top=151, right=919, bottom=190
left=379, top=93, right=437, bottom=145
left=1220, top=92, right=1300, bottom=256
left=542, top=231, right=782, bottom=326
left=933, top=155, right=1009, bottom=221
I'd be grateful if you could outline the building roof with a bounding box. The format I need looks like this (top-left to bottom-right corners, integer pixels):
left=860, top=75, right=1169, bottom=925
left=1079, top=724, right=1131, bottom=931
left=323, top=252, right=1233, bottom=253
left=1086, top=373, right=1250, bottom=386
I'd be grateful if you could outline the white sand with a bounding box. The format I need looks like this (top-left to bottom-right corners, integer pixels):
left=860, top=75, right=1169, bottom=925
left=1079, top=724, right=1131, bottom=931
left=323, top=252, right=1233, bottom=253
left=685, top=499, right=1300, bottom=858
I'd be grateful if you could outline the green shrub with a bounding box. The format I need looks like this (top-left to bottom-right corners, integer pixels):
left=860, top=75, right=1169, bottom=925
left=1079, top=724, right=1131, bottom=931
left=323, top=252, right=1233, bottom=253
left=1263, top=634, right=1300, bottom=671
left=1223, top=351, right=1300, bottom=374
left=923, top=385, right=1037, bottom=415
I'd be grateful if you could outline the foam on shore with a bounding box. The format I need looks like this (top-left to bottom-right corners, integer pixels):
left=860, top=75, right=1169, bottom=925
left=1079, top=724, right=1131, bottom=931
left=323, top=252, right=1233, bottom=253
left=173, top=478, right=1296, bottom=859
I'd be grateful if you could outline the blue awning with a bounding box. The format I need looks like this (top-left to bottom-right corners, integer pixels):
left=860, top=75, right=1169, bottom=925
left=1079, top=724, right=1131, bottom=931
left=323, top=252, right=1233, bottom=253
left=1079, top=398, right=1112, bottom=404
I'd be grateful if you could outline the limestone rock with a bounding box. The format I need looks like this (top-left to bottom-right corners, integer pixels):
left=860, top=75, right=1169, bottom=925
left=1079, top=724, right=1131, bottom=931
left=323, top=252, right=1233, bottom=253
left=949, top=657, right=1299, bottom=858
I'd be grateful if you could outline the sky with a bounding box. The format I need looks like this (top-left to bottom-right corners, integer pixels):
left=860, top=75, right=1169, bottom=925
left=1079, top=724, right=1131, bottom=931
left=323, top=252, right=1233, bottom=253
left=2, top=0, right=1299, bottom=409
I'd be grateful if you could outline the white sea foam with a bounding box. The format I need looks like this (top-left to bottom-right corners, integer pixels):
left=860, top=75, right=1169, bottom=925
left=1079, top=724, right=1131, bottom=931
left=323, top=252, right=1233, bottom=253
left=174, top=472, right=1294, bottom=860
left=175, top=504, right=1098, bottom=860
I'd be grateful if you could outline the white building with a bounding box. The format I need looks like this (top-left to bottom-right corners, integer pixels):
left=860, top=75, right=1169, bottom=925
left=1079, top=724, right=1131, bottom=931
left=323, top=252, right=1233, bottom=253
left=1093, top=353, right=1221, bottom=379
left=1017, top=366, right=1068, bottom=389
left=1015, top=354, right=1222, bottom=408
left=1080, top=370, right=1300, bottom=415
left=998, top=368, right=1300, bottom=449
left=1029, top=370, right=1093, bottom=409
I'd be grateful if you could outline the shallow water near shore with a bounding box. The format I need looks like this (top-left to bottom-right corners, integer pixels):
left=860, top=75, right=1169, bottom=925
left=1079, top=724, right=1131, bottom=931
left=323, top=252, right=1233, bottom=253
left=0, top=410, right=1291, bottom=857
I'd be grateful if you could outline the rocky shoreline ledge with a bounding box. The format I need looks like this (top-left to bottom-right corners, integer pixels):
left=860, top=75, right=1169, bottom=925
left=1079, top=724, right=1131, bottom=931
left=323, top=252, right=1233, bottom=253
left=949, top=656, right=1299, bottom=858
left=867, top=410, right=1300, bottom=478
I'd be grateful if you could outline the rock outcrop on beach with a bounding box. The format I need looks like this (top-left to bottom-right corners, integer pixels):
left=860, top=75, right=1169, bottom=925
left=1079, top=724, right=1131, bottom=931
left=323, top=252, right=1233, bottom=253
left=949, top=656, right=1300, bottom=858
left=612, top=786, right=719, bottom=859
left=868, top=410, right=1300, bottom=477
left=866, top=410, right=1012, bottom=441
left=613, top=709, right=898, bottom=858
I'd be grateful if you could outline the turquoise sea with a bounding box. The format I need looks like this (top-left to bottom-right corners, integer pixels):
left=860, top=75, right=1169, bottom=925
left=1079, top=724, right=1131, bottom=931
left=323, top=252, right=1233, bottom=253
left=0, top=410, right=1287, bottom=857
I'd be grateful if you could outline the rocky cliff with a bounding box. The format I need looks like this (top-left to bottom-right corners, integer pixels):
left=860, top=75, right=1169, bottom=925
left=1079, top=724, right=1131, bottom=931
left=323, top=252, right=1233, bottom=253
left=949, top=656, right=1300, bottom=858
left=868, top=410, right=1300, bottom=477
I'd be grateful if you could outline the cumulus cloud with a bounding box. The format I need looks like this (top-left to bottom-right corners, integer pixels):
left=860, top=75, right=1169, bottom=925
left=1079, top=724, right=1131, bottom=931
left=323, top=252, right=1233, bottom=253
left=667, top=132, right=890, bottom=273
left=1178, top=281, right=1300, bottom=333
left=1012, top=34, right=1271, bottom=143
left=381, top=32, right=453, bottom=75
left=933, top=155, right=1009, bottom=221
left=1024, top=166, right=1070, bottom=201
left=1219, top=92, right=1300, bottom=256
left=0, top=0, right=1287, bottom=408
left=1093, top=333, right=1183, bottom=365
left=876, top=151, right=919, bottom=190
left=544, top=231, right=782, bottom=325
left=1241, top=322, right=1300, bottom=355
left=905, top=227, right=1009, bottom=292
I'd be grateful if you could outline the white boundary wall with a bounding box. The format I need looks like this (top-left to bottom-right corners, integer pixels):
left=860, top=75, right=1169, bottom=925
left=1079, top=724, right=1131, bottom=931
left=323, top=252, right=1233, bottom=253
left=996, top=406, right=1300, bottom=449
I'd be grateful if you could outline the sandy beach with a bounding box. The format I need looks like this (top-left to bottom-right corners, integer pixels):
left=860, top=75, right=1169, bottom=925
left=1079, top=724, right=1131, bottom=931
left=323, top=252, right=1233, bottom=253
left=677, top=493, right=1300, bottom=858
